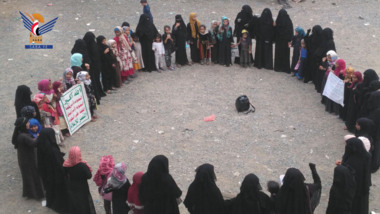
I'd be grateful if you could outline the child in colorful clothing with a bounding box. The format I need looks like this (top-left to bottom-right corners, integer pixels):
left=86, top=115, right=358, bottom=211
left=295, top=39, right=307, bottom=80
left=198, top=25, right=212, bottom=65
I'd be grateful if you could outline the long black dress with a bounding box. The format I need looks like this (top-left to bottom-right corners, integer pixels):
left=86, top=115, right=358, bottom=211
left=225, top=173, right=271, bottom=214
left=136, top=14, right=158, bottom=72
left=96, top=35, right=114, bottom=92
left=37, top=128, right=69, bottom=213
left=172, top=15, right=189, bottom=66
left=274, top=9, right=293, bottom=73
left=217, top=23, right=233, bottom=66
left=303, top=25, right=323, bottom=84
left=276, top=164, right=321, bottom=214
left=341, top=137, right=371, bottom=214
left=326, top=165, right=356, bottom=214
left=234, top=5, right=254, bottom=64
left=369, top=107, right=380, bottom=172
left=358, top=70, right=380, bottom=117
left=254, top=8, right=275, bottom=70
left=64, top=162, right=96, bottom=214
left=314, top=28, right=336, bottom=93
left=184, top=164, right=224, bottom=214
left=345, top=83, right=362, bottom=132
left=187, top=22, right=200, bottom=63
left=139, top=155, right=182, bottom=214
left=290, top=33, right=303, bottom=72
left=12, top=118, right=44, bottom=200
left=15, top=85, right=41, bottom=122
left=83, top=32, right=105, bottom=103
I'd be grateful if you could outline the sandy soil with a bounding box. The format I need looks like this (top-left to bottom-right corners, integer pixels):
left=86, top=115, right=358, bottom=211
left=0, top=0, right=379, bottom=213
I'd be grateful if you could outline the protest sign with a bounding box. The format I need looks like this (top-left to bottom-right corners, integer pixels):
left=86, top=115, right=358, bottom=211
left=59, top=83, right=91, bottom=135
left=322, top=72, right=345, bottom=107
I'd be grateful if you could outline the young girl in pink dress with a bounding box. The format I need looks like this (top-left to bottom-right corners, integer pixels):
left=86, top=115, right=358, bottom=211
left=114, top=26, right=135, bottom=83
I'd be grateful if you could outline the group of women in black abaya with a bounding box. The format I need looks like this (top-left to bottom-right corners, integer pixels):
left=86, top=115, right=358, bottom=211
left=11, top=3, right=380, bottom=214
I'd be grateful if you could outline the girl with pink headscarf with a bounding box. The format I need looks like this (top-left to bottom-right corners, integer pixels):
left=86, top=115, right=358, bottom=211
left=127, top=171, right=145, bottom=214
left=93, top=155, right=115, bottom=214
left=63, top=146, right=96, bottom=214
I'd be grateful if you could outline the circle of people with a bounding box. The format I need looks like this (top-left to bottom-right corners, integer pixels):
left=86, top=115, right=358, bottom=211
left=12, top=1, right=380, bottom=214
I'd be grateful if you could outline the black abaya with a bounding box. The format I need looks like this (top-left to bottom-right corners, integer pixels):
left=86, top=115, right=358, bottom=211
left=254, top=8, right=275, bottom=70
left=225, top=173, right=270, bottom=214
left=136, top=14, right=158, bottom=72
left=303, top=25, right=323, bottom=85
left=83, top=32, right=105, bottom=103
left=234, top=5, right=254, bottom=64
left=184, top=164, right=224, bottom=214
left=326, top=165, right=356, bottom=214
left=96, top=35, right=114, bottom=92
left=64, top=162, right=96, bottom=214
left=37, top=128, right=69, bottom=213
left=369, top=107, right=380, bottom=172
left=104, top=180, right=131, bottom=214
left=12, top=118, right=44, bottom=200
left=14, top=85, right=41, bottom=122
left=139, top=155, right=182, bottom=214
left=172, top=15, right=189, bottom=66
left=342, top=138, right=371, bottom=214
left=274, top=9, right=293, bottom=73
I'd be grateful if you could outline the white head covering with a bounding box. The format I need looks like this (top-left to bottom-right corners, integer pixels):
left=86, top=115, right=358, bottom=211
left=344, top=134, right=371, bottom=152
left=76, top=71, right=91, bottom=85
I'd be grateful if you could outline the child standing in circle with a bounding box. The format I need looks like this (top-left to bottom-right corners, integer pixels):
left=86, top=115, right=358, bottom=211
left=162, top=25, right=176, bottom=70
left=152, top=34, right=165, bottom=72
left=198, top=25, right=212, bottom=65
left=217, top=16, right=233, bottom=67
left=236, top=29, right=252, bottom=68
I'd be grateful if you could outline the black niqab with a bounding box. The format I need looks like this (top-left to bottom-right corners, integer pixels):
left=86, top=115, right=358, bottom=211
left=14, top=85, right=41, bottom=122
left=321, top=28, right=336, bottom=54
left=136, top=14, right=157, bottom=39
left=184, top=164, right=224, bottom=214
left=139, top=155, right=182, bottom=214
left=355, top=117, right=375, bottom=141
left=275, top=9, right=293, bottom=41
left=258, top=8, right=274, bottom=41
left=326, top=165, right=356, bottom=214
left=234, top=5, right=254, bottom=38
left=276, top=168, right=312, bottom=214
left=71, top=39, right=91, bottom=66
left=11, top=117, right=28, bottom=148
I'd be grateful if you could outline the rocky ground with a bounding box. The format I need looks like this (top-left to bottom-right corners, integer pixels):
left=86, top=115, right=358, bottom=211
left=0, top=0, right=379, bottom=213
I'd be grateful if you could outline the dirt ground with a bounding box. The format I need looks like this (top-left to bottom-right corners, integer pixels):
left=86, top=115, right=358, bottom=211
left=0, top=0, right=379, bottom=213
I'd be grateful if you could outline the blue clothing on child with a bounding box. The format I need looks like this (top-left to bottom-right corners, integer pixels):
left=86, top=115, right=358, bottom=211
left=300, top=48, right=307, bottom=58
left=28, top=118, right=42, bottom=138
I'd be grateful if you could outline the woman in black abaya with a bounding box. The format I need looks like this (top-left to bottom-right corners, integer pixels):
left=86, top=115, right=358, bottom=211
left=254, top=8, right=275, bottom=70
left=357, top=69, right=379, bottom=116
left=340, top=137, right=371, bottom=214
left=139, top=155, right=182, bottom=214
left=12, top=117, right=44, bottom=200
left=37, top=128, right=69, bottom=213
left=83, top=32, right=105, bottom=103
left=225, top=173, right=270, bottom=214
left=234, top=5, right=254, bottom=64
left=369, top=107, right=380, bottom=172
left=303, top=25, right=323, bottom=84
left=15, top=85, right=41, bottom=122
left=276, top=163, right=321, bottom=214
left=184, top=164, right=224, bottom=214
left=274, top=9, right=293, bottom=73
left=326, top=165, right=356, bottom=214
left=172, top=15, right=189, bottom=67
left=136, top=14, right=158, bottom=72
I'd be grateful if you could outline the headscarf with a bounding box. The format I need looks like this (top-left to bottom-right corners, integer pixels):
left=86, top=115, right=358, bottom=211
left=139, top=155, right=182, bottom=213
left=28, top=118, right=42, bottom=138
left=77, top=71, right=91, bottom=85
left=93, top=155, right=115, bottom=186
left=344, top=135, right=371, bottom=152
left=52, top=81, right=62, bottom=95
left=362, top=69, right=379, bottom=88
left=38, top=79, right=53, bottom=95
left=349, top=71, right=363, bottom=88
left=334, top=59, right=346, bottom=76
left=62, top=68, right=75, bottom=91
left=322, top=28, right=336, bottom=53
left=107, top=162, right=127, bottom=189
left=189, top=13, right=201, bottom=39
left=310, top=25, right=323, bottom=52
left=106, top=39, right=118, bottom=56
left=257, top=8, right=274, bottom=41
left=234, top=5, right=254, bottom=38
left=114, top=26, right=130, bottom=51
left=136, top=14, right=157, bottom=40
left=70, top=53, right=83, bottom=67
left=20, top=105, right=35, bottom=119
left=295, top=26, right=305, bottom=37
left=326, top=50, right=338, bottom=68
left=127, top=171, right=144, bottom=207
left=326, top=165, right=356, bottom=214
left=12, top=117, right=29, bottom=148
left=33, top=93, right=44, bottom=105
left=71, top=39, right=90, bottom=66
left=184, top=163, right=224, bottom=214
left=277, top=168, right=312, bottom=214
left=355, top=117, right=375, bottom=139
left=232, top=173, right=266, bottom=214
left=63, top=146, right=92, bottom=171
left=218, top=16, right=232, bottom=40
left=15, top=85, right=32, bottom=118
left=275, top=9, right=294, bottom=41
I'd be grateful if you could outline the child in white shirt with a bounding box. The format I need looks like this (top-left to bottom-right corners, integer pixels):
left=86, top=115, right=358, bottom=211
left=152, top=34, right=165, bottom=72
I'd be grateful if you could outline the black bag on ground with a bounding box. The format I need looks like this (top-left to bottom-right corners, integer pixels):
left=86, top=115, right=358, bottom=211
left=235, top=95, right=255, bottom=113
